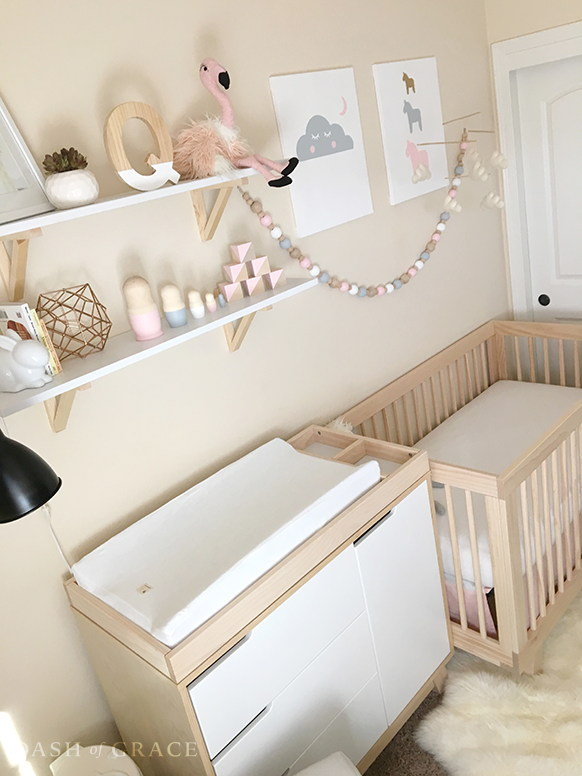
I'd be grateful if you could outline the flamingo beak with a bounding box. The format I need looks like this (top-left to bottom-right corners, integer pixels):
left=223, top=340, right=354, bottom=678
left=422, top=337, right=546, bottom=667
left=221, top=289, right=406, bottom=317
left=218, top=71, right=230, bottom=90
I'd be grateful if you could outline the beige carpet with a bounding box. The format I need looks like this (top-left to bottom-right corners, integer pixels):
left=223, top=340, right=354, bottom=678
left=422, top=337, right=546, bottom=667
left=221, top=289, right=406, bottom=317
left=417, top=591, right=582, bottom=775
left=366, top=690, right=448, bottom=776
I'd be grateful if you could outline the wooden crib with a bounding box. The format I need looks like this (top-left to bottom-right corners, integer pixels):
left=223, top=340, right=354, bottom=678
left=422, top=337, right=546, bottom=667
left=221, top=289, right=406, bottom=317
left=341, top=320, right=582, bottom=674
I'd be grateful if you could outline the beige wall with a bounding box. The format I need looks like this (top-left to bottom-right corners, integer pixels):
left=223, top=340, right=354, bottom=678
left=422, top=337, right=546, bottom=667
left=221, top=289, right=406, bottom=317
left=485, top=0, right=582, bottom=42
left=0, top=1, right=508, bottom=774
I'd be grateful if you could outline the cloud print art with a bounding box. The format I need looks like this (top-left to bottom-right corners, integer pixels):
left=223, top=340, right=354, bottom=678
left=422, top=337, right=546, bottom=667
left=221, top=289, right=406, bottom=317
left=296, top=115, right=354, bottom=161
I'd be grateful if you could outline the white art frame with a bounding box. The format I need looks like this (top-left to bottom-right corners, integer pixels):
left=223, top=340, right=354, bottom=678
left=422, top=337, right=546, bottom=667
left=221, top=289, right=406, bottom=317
left=270, top=67, right=373, bottom=238
left=373, top=57, right=448, bottom=205
left=0, top=94, right=54, bottom=226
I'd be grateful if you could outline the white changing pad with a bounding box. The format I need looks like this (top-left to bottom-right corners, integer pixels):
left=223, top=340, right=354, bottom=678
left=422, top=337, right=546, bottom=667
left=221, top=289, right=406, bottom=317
left=416, top=380, right=582, bottom=588
left=73, top=439, right=380, bottom=646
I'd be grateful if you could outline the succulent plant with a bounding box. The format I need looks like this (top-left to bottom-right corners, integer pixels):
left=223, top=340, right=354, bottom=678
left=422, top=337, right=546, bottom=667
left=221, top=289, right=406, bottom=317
left=43, top=147, right=88, bottom=174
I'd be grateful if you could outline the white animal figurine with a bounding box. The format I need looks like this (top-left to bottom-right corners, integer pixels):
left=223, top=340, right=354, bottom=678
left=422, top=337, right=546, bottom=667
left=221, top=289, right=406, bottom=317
left=0, top=330, right=52, bottom=393
left=490, top=151, right=509, bottom=170
left=481, top=192, right=505, bottom=209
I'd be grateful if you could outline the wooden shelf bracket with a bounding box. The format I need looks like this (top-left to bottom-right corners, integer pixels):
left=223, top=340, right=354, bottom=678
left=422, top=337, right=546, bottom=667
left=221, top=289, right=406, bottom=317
left=0, top=228, right=42, bottom=302
left=223, top=313, right=256, bottom=352
left=44, top=383, right=90, bottom=433
left=190, top=177, right=248, bottom=242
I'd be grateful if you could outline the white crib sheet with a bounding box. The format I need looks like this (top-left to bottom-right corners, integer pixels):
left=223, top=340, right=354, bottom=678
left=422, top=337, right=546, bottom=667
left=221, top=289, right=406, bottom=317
left=415, top=380, right=582, bottom=587
left=72, top=439, right=380, bottom=646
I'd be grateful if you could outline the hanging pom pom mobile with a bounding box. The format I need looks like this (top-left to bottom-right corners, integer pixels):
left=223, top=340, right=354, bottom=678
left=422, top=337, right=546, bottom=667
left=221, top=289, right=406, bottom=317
left=239, top=128, right=507, bottom=299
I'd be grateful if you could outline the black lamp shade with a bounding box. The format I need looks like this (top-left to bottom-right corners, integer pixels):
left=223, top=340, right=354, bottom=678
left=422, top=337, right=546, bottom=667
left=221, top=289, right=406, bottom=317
left=0, top=430, right=62, bottom=523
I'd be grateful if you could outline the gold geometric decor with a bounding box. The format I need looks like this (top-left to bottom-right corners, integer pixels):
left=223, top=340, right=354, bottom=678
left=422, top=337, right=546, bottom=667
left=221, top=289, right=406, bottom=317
left=36, top=283, right=112, bottom=360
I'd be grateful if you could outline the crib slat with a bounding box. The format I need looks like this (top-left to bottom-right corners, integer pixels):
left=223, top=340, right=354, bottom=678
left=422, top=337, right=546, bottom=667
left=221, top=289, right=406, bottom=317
left=551, top=450, right=565, bottom=592
left=402, top=395, right=414, bottom=446
left=559, top=339, right=566, bottom=386
left=530, top=469, right=547, bottom=620
left=520, top=480, right=538, bottom=629
left=541, top=459, right=556, bottom=605
left=472, top=348, right=481, bottom=395
left=456, top=358, right=465, bottom=407
left=430, top=375, right=441, bottom=425
left=464, top=354, right=475, bottom=401
left=371, top=412, right=381, bottom=440
left=392, top=402, right=403, bottom=445
left=560, top=440, right=573, bottom=580
left=411, top=387, right=423, bottom=440
left=381, top=407, right=391, bottom=442
left=480, top=342, right=489, bottom=389
left=448, top=364, right=458, bottom=412
left=514, top=337, right=523, bottom=381
left=444, top=484, right=468, bottom=631
left=465, top=490, right=487, bottom=639
left=528, top=337, right=536, bottom=383
left=576, top=342, right=581, bottom=389
left=543, top=339, right=550, bottom=384
left=439, top=370, right=450, bottom=420
left=571, top=431, right=581, bottom=570
left=421, top=381, right=432, bottom=433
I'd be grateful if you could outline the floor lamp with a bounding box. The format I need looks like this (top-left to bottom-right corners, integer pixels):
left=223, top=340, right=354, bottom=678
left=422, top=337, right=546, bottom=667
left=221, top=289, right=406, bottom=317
left=0, top=429, right=70, bottom=569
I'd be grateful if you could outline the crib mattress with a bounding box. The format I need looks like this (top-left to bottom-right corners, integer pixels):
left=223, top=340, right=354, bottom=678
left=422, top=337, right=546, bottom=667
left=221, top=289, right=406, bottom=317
left=72, top=439, right=380, bottom=647
left=415, top=380, right=582, bottom=588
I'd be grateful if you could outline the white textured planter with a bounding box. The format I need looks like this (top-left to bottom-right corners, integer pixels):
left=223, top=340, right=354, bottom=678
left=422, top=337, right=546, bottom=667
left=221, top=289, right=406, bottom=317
left=45, top=169, right=99, bottom=209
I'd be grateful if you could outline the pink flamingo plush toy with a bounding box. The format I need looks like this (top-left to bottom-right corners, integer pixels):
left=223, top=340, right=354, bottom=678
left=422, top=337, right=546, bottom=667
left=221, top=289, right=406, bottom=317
left=174, top=58, right=298, bottom=187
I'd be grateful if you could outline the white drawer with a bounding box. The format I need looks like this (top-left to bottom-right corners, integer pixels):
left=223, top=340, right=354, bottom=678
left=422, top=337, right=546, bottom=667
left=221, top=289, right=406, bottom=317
left=211, top=612, right=377, bottom=776
left=289, top=674, right=387, bottom=775
left=189, top=546, right=366, bottom=759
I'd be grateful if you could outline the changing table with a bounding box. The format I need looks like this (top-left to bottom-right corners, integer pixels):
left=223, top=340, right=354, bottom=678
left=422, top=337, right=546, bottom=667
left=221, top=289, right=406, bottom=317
left=65, top=426, right=452, bottom=776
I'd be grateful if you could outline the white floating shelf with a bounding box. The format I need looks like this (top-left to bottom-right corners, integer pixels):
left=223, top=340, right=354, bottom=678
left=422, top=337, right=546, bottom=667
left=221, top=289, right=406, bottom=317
left=0, top=167, right=257, bottom=238
left=0, top=278, right=317, bottom=418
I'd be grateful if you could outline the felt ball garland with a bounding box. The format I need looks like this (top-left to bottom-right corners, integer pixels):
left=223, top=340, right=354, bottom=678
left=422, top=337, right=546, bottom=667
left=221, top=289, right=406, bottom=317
left=239, top=131, right=469, bottom=298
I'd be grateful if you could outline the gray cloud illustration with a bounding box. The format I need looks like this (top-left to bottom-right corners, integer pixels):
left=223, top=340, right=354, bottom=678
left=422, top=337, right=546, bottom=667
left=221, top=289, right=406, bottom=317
left=296, top=115, right=354, bottom=161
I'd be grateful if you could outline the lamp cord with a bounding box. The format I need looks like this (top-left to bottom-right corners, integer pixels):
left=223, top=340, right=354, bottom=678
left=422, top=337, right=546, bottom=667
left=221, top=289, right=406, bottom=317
left=43, top=504, right=72, bottom=573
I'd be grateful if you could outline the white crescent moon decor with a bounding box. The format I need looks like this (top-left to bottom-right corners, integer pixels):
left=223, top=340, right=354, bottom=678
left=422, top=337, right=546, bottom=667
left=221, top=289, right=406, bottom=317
left=104, top=102, right=180, bottom=192
left=239, top=129, right=504, bottom=299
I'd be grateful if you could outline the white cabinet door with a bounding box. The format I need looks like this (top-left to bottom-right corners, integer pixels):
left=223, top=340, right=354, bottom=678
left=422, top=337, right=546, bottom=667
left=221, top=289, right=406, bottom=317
left=354, top=481, right=451, bottom=724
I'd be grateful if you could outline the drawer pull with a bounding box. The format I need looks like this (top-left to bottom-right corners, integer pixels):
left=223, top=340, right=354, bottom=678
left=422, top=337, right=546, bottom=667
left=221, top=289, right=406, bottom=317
left=354, top=508, right=395, bottom=547
left=191, top=632, right=253, bottom=686
left=213, top=704, right=272, bottom=762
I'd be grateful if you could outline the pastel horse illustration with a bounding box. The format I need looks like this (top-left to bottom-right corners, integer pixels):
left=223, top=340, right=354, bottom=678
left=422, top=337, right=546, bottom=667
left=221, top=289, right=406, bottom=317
left=406, top=141, right=429, bottom=173
left=402, top=72, right=415, bottom=94
left=403, top=100, right=422, bottom=133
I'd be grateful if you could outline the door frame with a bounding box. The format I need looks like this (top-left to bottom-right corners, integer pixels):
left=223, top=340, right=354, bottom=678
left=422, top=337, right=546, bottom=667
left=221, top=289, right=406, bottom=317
left=492, top=21, right=582, bottom=318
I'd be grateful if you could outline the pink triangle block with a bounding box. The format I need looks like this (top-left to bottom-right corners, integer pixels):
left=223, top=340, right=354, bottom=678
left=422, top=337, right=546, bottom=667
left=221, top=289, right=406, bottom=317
left=247, top=256, right=270, bottom=277
left=223, top=262, right=249, bottom=283
left=241, top=276, right=265, bottom=296
left=219, top=281, right=244, bottom=302
left=230, top=242, right=254, bottom=264
left=263, top=269, right=286, bottom=290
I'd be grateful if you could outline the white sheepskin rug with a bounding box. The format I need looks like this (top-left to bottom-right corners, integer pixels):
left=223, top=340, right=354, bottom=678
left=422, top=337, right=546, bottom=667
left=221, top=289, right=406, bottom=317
left=417, top=591, right=582, bottom=775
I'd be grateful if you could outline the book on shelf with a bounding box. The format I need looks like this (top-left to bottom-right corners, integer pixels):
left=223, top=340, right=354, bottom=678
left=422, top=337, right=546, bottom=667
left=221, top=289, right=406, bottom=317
left=0, top=302, right=62, bottom=376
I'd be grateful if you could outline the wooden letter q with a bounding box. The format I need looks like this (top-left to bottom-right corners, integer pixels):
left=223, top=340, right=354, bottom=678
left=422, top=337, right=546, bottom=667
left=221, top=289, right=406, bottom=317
left=104, top=102, right=180, bottom=191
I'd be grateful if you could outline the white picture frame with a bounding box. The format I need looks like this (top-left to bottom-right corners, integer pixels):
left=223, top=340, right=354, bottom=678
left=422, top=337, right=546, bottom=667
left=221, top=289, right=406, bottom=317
left=373, top=57, right=448, bottom=205
left=0, top=94, right=54, bottom=225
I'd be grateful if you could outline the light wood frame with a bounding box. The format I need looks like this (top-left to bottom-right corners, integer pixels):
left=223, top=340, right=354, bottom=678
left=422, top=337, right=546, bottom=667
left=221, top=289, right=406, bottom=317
left=65, top=429, right=452, bottom=776
left=342, top=319, right=582, bottom=674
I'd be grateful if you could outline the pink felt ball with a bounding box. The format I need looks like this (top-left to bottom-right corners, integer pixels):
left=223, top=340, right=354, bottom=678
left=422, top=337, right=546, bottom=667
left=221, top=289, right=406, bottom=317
left=408, top=267, right=417, bottom=277
left=340, top=282, right=350, bottom=292
left=299, top=257, right=311, bottom=269
left=448, top=189, right=457, bottom=198
left=260, top=214, right=272, bottom=227
left=376, top=285, right=386, bottom=295
left=432, top=233, right=441, bottom=242
left=460, top=142, right=469, bottom=150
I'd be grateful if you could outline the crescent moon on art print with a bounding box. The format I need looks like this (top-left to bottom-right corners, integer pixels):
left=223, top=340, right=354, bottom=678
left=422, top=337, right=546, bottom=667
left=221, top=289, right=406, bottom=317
left=339, top=96, right=348, bottom=116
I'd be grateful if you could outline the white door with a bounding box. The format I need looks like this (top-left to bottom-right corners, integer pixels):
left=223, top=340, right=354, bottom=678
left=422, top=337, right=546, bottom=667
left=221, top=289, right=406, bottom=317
left=515, top=55, right=582, bottom=321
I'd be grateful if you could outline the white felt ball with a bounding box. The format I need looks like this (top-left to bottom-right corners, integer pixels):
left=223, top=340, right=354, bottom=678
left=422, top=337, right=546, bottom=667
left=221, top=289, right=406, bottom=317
left=309, top=265, right=321, bottom=277
left=452, top=177, right=461, bottom=186
left=415, top=260, right=424, bottom=270
left=385, top=283, right=395, bottom=294
left=436, top=223, right=446, bottom=232
left=271, top=226, right=282, bottom=239
left=349, top=284, right=359, bottom=295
